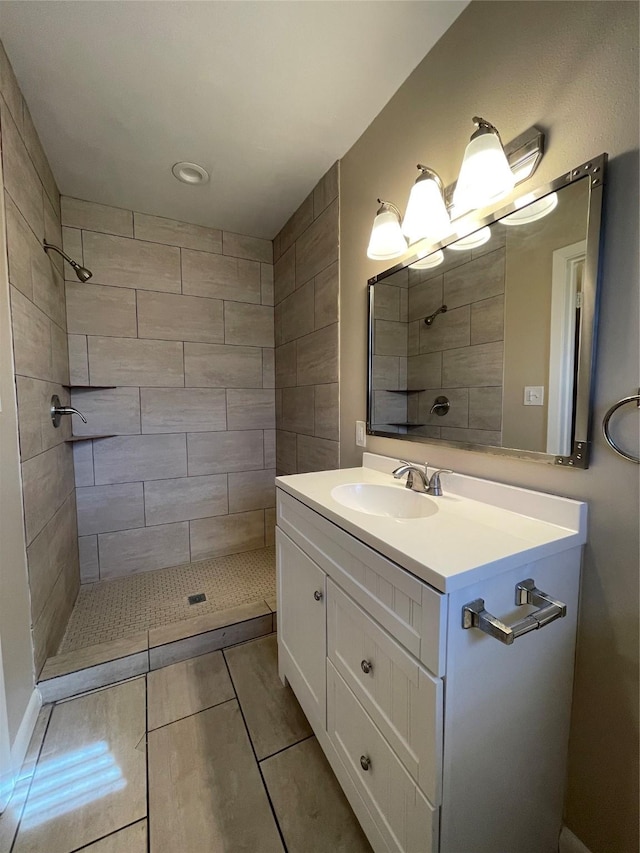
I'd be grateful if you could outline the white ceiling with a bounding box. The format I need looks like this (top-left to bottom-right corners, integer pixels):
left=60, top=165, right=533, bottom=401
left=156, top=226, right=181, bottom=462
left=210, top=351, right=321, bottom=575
left=0, top=1, right=467, bottom=238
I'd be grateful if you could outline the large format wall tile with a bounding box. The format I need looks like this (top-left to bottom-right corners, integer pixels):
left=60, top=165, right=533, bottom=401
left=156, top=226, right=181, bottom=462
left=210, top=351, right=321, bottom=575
left=141, top=388, right=226, bottom=433
left=314, top=261, right=339, bottom=329
left=314, top=383, right=339, bottom=440
left=223, top=231, right=272, bottom=263
left=66, top=281, right=137, bottom=337
left=275, top=341, right=296, bottom=388
left=313, top=161, right=339, bottom=219
left=76, top=483, right=145, bottom=535
left=68, top=334, right=89, bottom=384
left=26, top=492, right=77, bottom=625
left=99, top=523, right=190, bottom=578
left=187, top=430, right=264, bottom=475
left=261, top=263, right=274, bottom=306
left=71, top=387, right=142, bottom=436
left=297, top=434, right=339, bottom=473
left=296, top=323, right=338, bottom=385
left=278, top=193, right=313, bottom=258
left=11, top=286, right=52, bottom=380
left=88, top=337, right=184, bottom=386
left=83, top=231, right=181, bottom=292
left=295, top=198, right=338, bottom=286
left=137, top=291, right=224, bottom=343
left=144, top=474, right=228, bottom=525
left=444, top=247, right=505, bottom=309
left=468, top=386, right=503, bottom=430
left=228, top=468, right=276, bottom=513
left=274, top=244, right=295, bottom=305
left=21, top=444, right=69, bottom=545
left=470, top=294, right=504, bottom=345
left=5, top=193, right=37, bottom=299
left=418, top=304, right=471, bottom=353
left=78, top=535, right=99, bottom=583
left=61, top=197, right=133, bottom=237
left=224, top=302, right=274, bottom=347
left=16, top=377, right=70, bottom=461
left=93, top=434, right=187, bottom=484
left=442, top=341, right=504, bottom=388
left=182, top=250, right=261, bottom=303
left=278, top=280, right=314, bottom=344
left=226, top=389, right=275, bottom=429
left=275, top=430, right=297, bottom=474
left=134, top=212, right=222, bottom=253
left=281, top=385, right=314, bottom=435
left=1, top=102, right=43, bottom=239
left=184, top=342, right=263, bottom=388
left=190, top=510, right=265, bottom=560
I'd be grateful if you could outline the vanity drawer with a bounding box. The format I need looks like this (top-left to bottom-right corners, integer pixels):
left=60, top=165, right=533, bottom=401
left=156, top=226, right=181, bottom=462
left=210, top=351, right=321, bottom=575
left=327, top=580, right=442, bottom=805
left=327, top=661, right=438, bottom=853
left=277, top=490, right=446, bottom=677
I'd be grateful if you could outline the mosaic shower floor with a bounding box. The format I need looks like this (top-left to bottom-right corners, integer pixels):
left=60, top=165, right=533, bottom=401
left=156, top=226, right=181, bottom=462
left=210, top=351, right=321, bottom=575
left=59, top=547, right=276, bottom=653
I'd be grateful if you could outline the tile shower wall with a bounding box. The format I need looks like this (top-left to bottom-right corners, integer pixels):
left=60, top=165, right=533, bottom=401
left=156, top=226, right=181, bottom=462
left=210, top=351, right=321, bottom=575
left=274, top=162, right=339, bottom=474
left=405, top=229, right=505, bottom=444
left=0, top=40, right=79, bottom=673
left=61, top=197, right=275, bottom=582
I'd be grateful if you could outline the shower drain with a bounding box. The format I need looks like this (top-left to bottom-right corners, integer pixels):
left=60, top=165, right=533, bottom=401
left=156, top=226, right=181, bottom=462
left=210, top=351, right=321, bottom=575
left=187, top=592, right=207, bottom=605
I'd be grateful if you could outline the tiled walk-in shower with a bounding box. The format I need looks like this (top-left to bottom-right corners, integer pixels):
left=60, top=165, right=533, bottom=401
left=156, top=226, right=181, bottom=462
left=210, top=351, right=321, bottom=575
left=57, top=547, right=276, bottom=653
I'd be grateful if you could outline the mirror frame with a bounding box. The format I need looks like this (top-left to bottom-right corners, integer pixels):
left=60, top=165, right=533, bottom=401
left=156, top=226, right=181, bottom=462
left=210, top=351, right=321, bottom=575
left=367, top=153, right=607, bottom=468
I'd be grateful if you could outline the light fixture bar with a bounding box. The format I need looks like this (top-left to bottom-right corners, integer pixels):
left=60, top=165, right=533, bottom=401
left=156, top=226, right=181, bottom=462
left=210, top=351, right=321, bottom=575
left=445, top=124, right=545, bottom=216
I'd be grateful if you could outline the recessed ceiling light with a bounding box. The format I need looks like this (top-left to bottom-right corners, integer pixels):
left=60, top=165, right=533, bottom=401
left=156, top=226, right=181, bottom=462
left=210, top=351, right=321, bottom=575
left=172, top=161, right=210, bottom=185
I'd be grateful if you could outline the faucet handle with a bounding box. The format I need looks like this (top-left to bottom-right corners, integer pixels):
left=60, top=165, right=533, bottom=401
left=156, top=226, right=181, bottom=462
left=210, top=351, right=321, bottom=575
left=427, top=468, right=452, bottom=497
left=431, top=468, right=452, bottom=477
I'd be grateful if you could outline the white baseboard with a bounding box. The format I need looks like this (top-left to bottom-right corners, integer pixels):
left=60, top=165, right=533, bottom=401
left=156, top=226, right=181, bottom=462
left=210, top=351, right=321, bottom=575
left=10, top=688, right=41, bottom=776
left=559, top=826, right=593, bottom=853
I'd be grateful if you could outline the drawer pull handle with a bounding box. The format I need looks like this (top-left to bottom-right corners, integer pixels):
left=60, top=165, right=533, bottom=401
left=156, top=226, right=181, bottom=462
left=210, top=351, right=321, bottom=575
left=360, top=660, right=373, bottom=675
left=462, top=578, right=566, bottom=645
left=313, top=590, right=323, bottom=602
left=360, top=755, right=371, bottom=771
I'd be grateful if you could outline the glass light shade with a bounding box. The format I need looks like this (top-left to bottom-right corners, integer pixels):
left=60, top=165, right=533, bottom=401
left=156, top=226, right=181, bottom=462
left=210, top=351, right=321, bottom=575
left=402, top=176, right=451, bottom=245
left=453, top=131, right=516, bottom=210
left=449, top=226, right=491, bottom=251
left=410, top=249, right=444, bottom=270
left=367, top=207, right=407, bottom=260
left=503, top=192, right=558, bottom=226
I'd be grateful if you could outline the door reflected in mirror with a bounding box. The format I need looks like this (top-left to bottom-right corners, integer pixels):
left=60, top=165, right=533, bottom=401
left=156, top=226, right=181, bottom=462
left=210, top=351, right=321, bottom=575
left=368, top=157, right=605, bottom=467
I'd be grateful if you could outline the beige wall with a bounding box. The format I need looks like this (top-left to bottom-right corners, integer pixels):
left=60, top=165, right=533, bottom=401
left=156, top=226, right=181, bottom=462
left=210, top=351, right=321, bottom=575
left=339, top=3, right=639, bottom=851
left=61, top=197, right=276, bottom=581
left=0, top=44, right=35, bottom=745
left=0, top=40, right=78, bottom=676
left=274, top=162, right=340, bottom=474
left=503, top=178, right=588, bottom=451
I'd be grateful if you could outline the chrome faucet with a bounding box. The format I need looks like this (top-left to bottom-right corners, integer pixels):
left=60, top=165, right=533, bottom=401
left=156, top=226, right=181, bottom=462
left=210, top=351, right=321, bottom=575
left=50, top=395, right=88, bottom=428
left=392, top=461, right=452, bottom=496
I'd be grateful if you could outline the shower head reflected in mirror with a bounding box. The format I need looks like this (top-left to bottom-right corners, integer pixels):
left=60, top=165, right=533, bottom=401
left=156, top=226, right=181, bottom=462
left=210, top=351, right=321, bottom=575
left=43, top=241, right=93, bottom=282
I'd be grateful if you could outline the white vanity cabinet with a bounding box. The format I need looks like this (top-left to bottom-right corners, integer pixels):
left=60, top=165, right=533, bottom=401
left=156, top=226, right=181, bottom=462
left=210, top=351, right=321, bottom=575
left=276, top=457, right=587, bottom=853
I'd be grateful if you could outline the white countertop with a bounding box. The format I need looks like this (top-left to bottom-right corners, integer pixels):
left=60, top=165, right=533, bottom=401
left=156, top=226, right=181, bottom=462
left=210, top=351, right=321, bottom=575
left=275, top=455, right=587, bottom=593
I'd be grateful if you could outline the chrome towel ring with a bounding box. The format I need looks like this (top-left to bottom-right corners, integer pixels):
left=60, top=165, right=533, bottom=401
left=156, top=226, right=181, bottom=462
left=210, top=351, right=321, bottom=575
left=602, top=390, right=640, bottom=463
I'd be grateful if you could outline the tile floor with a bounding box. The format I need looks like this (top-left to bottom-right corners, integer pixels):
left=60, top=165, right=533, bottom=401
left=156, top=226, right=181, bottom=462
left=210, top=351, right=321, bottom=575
left=59, top=547, right=276, bottom=652
left=2, top=634, right=372, bottom=853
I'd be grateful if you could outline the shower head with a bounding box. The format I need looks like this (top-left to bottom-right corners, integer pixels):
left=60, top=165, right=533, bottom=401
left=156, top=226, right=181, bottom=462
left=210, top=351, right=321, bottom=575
left=43, top=241, right=93, bottom=283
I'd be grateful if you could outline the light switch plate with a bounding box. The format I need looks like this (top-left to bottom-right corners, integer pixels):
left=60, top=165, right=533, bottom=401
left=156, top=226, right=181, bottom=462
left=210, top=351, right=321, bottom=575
left=355, top=420, right=367, bottom=447
left=524, top=386, right=545, bottom=406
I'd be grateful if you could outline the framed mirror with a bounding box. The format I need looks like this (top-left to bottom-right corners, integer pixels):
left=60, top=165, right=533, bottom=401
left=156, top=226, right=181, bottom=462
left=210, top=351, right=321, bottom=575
left=367, top=154, right=606, bottom=468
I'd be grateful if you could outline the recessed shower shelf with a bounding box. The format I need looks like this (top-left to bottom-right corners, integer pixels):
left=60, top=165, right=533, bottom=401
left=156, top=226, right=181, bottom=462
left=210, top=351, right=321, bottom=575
left=65, top=435, right=115, bottom=443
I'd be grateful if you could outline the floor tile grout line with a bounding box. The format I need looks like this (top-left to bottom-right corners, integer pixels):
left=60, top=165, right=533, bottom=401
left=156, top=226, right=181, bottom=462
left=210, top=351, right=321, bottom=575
left=8, top=706, right=55, bottom=853
left=258, top=732, right=315, bottom=765
left=147, top=695, right=237, bottom=735
left=66, top=818, right=147, bottom=853
left=221, top=649, right=289, bottom=853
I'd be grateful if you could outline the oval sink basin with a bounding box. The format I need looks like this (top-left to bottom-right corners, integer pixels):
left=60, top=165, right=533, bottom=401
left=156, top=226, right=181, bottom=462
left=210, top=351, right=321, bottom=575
left=331, top=483, right=438, bottom=519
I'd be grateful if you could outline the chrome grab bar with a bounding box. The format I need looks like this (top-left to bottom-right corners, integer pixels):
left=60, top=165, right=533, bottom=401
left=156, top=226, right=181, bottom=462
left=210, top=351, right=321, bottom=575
left=602, top=390, right=640, bottom=464
left=462, top=579, right=566, bottom=645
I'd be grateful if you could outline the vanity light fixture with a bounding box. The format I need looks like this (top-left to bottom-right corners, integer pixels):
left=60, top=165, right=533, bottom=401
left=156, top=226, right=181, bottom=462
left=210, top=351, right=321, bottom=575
left=448, top=226, right=492, bottom=251
left=503, top=192, right=558, bottom=225
left=402, top=165, right=451, bottom=246
left=452, top=117, right=516, bottom=211
left=410, top=249, right=444, bottom=270
left=366, top=199, right=407, bottom=261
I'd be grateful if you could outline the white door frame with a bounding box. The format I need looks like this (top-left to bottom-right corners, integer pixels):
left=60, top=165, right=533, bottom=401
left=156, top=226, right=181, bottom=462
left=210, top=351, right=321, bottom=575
left=547, top=240, right=587, bottom=456
left=0, top=633, right=13, bottom=813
